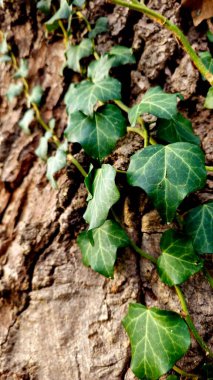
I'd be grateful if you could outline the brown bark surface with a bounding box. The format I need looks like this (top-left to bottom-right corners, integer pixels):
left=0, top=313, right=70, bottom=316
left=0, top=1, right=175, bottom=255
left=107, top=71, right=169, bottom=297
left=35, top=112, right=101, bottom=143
left=0, top=1, right=212, bottom=379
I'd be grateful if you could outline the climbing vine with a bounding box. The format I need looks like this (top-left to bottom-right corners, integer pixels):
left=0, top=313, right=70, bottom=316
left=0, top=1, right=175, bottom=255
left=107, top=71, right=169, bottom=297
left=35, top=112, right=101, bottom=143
left=1, top=0, right=213, bottom=379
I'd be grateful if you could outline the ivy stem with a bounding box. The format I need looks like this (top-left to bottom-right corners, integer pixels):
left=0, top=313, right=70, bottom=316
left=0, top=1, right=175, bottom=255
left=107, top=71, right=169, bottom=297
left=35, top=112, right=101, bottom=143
left=114, top=99, right=130, bottom=113
left=58, top=20, right=69, bottom=47
left=203, top=268, right=213, bottom=289
left=205, top=166, right=213, bottom=171
left=127, top=126, right=156, bottom=145
left=129, top=239, right=157, bottom=264
left=108, top=0, right=213, bottom=86
left=175, top=285, right=213, bottom=358
left=67, top=154, right=87, bottom=177
left=173, top=365, right=199, bottom=379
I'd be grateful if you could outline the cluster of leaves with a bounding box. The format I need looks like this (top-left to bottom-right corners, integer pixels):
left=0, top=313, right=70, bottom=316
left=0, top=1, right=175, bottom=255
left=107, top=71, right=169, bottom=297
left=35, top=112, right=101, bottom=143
left=1, top=2, right=213, bottom=379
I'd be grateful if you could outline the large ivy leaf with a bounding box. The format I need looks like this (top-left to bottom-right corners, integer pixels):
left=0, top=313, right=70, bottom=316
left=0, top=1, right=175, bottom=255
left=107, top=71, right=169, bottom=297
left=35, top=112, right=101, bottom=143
left=14, top=59, right=29, bottom=79
left=64, top=105, right=126, bottom=161
left=83, top=164, right=120, bottom=230
left=127, top=142, right=206, bottom=222
left=108, top=45, right=136, bottom=67
left=6, top=82, right=23, bottom=102
left=65, top=78, right=121, bottom=115
left=200, top=51, right=213, bottom=75
left=18, top=109, right=35, bottom=134
left=128, top=86, right=179, bottom=126
left=45, top=0, right=72, bottom=31
left=66, top=39, right=93, bottom=73
left=157, top=229, right=203, bottom=286
left=46, top=141, right=67, bottom=188
left=183, top=202, right=213, bottom=253
left=28, top=85, right=43, bottom=106
left=88, top=17, right=108, bottom=39
left=204, top=87, right=213, bottom=109
left=77, top=220, right=129, bottom=277
left=123, top=303, right=190, bottom=380
left=157, top=113, right=200, bottom=145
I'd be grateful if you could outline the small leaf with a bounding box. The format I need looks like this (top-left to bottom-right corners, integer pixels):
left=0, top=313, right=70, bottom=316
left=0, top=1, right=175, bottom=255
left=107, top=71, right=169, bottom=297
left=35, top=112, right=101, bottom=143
left=128, top=86, right=179, bottom=126
left=83, top=164, right=120, bottom=230
left=183, top=202, right=213, bottom=254
left=18, top=109, right=35, bottom=134
left=108, top=45, right=136, bottom=67
left=73, top=0, right=85, bottom=6
left=6, top=82, right=23, bottom=102
left=207, top=30, right=213, bottom=42
left=123, top=303, right=190, bottom=380
left=157, top=229, right=203, bottom=286
left=0, top=54, right=11, bottom=63
left=46, top=141, right=67, bottom=188
left=65, top=105, right=127, bottom=161
left=204, top=86, right=213, bottom=109
left=157, top=113, right=200, bottom=145
left=28, top=85, right=43, bottom=106
left=77, top=220, right=129, bottom=277
left=66, top=39, right=93, bottom=73
left=199, top=51, right=213, bottom=75
left=35, top=130, right=52, bottom=160
left=45, top=0, right=72, bottom=31
left=14, top=59, right=29, bottom=79
left=65, top=78, right=121, bottom=115
left=127, top=142, right=206, bottom=222
left=88, top=17, right=108, bottom=39
left=37, top=0, right=52, bottom=13
left=88, top=55, right=113, bottom=82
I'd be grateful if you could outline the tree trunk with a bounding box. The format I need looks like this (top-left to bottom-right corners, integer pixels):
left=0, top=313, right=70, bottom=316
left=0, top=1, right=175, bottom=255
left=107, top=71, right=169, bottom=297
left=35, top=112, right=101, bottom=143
left=0, top=1, right=212, bottom=379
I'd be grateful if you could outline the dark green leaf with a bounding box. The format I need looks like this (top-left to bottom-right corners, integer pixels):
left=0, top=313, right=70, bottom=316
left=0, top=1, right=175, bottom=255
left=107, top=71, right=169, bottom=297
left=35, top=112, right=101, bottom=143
left=207, top=30, right=213, bottom=42
left=108, top=45, right=136, bottom=67
left=14, top=59, right=29, bottom=79
left=6, top=82, right=23, bottom=102
left=123, top=303, right=190, bottom=380
left=77, top=220, right=129, bottom=277
left=183, top=202, right=213, bottom=254
left=200, top=51, right=213, bottom=75
left=157, top=229, right=203, bottom=286
left=46, top=141, right=67, bottom=188
left=65, top=105, right=126, bottom=161
left=88, top=17, right=108, bottom=39
left=66, top=39, right=93, bottom=73
left=65, top=78, right=121, bottom=115
left=157, top=113, right=200, bottom=145
left=83, top=164, right=120, bottom=230
left=45, top=0, right=72, bottom=31
left=127, top=142, right=206, bottom=222
left=18, top=109, right=35, bottom=134
left=128, top=86, right=178, bottom=126
left=88, top=55, right=113, bottom=82
left=28, top=85, right=43, bottom=106
left=37, top=0, right=52, bottom=13
left=204, top=87, right=213, bottom=109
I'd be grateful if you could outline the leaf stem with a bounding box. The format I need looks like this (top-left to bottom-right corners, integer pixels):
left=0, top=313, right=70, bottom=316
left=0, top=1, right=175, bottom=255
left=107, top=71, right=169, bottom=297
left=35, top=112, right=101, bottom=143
left=129, top=238, right=157, bottom=264
left=127, top=126, right=156, bottom=145
left=67, top=153, right=87, bottom=177
left=173, top=365, right=199, bottom=379
left=108, top=0, right=213, bottom=85
left=205, top=166, right=213, bottom=171
left=175, top=285, right=213, bottom=358
left=114, top=99, right=130, bottom=113
left=58, top=19, right=69, bottom=47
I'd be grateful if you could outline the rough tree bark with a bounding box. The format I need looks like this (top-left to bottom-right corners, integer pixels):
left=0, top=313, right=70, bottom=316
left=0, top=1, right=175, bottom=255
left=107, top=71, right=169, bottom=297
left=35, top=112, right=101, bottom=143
left=0, top=0, right=212, bottom=379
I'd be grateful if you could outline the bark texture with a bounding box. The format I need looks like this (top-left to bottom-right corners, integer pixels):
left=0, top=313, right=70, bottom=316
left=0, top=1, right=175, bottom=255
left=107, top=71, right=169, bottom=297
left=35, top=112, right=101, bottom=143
left=0, top=0, right=212, bottom=379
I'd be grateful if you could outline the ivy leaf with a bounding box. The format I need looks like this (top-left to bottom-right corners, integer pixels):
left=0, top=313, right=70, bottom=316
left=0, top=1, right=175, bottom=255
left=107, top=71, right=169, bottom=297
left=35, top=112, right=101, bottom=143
left=157, top=229, right=203, bottom=286
left=207, top=30, right=213, bottom=42
left=45, top=0, right=72, bottom=31
left=46, top=141, right=67, bottom=188
left=66, top=39, right=93, bottom=73
left=83, top=164, right=120, bottom=230
left=28, top=85, right=43, bottom=106
left=183, top=202, right=213, bottom=254
left=199, top=51, right=213, bottom=75
left=35, top=131, right=53, bottom=160
left=0, top=33, right=8, bottom=54
left=6, top=82, right=23, bottom=102
left=123, top=303, right=190, bottom=380
left=18, top=109, right=35, bottom=134
left=204, top=87, right=213, bottom=109
left=65, top=105, right=127, bottom=161
left=77, top=220, right=129, bottom=277
left=37, top=0, right=52, bottom=13
left=65, top=78, right=121, bottom=115
left=127, top=142, right=206, bottom=222
left=128, top=86, right=179, bottom=126
left=73, top=0, right=85, bottom=6
left=0, top=54, right=11, bottom=63
left=88, top=17, right=108, bottom=39
left=108, top=45, right=136, bottom=67
left=14, top=59, right=29, bottom=79
left=157, top=113, right=200, bottom=145
left=88, top=55, right=113, bottom=82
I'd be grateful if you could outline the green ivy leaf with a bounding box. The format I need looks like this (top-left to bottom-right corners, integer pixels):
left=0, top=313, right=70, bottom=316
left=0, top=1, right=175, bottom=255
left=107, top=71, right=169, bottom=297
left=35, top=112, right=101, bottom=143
left=37, top=0, right=52, bottom=13
left=28, top=85, right=43, bottom=106
left=88, top=17, right=108, bottom=39
left=65, top=78, right=121, bottom=115
left=128, top=86, right=179, bottom=126
left=66, top=39, right=93, bottom=73
left=204, top=87, right=213, bottom=109
left=183, top=202, right=213, bottom=254
left=199, top=51, right=213, bottom=75
left=77, top=220, right=129, bottom=277
left=127, top=142, right=206, bottom=222
left=14, top=59, right=29, bottom=79
left=6, top=82, right=24, bottom=102
left=35, top=131, right=52, bottom=160
left=123, top=303, right=190, bottom=380
left=0, top=54, right=11, bottom=63
left=108, top=45, right=136, bottom=67
left=157, top=113, right=200, bottom=145
left=65, top=105, right=126, bottom=161
left=46, top=141, right=67, bottom=188
left=88, top=55, right=113, bottom=82
left=83, top=164, right=120, bottom=230
left=18, top=109, right=35, bottom=134
left=45, top=0, right=72, bottom=31
left=73, top=0, right=85, bottom=6
left=157, top=229, right=203, bottom=286
left=207, top=30, right=213, bottom=42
